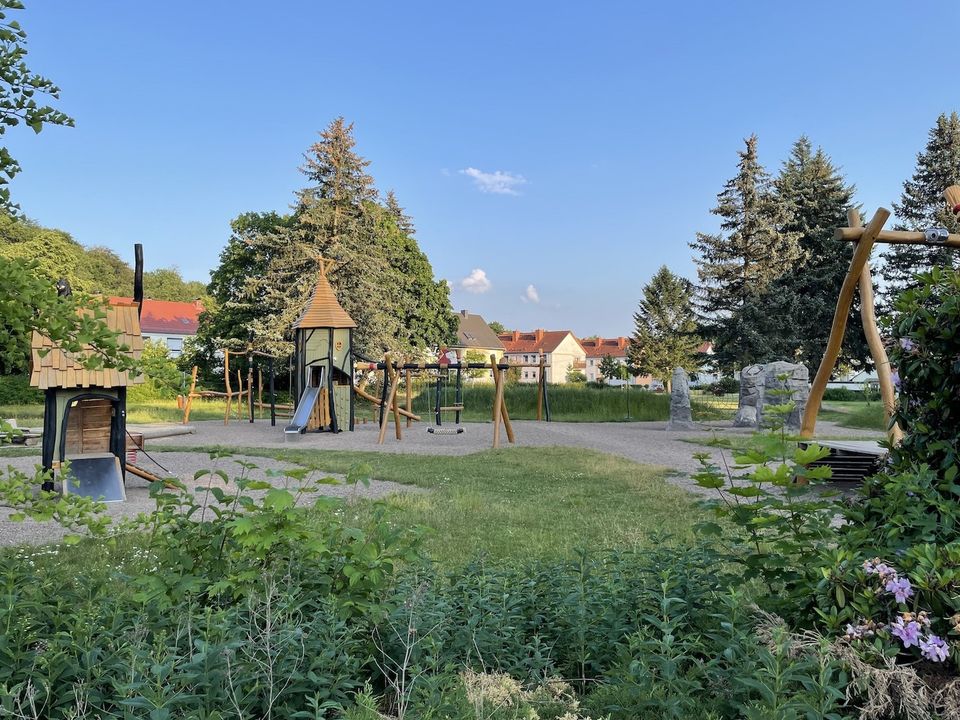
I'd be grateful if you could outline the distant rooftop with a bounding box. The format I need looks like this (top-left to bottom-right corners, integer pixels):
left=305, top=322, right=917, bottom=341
left=453, top=310, right=504, bottom=350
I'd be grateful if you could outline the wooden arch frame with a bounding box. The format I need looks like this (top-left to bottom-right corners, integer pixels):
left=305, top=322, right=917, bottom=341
left=800, top=186, right=960, bottom=442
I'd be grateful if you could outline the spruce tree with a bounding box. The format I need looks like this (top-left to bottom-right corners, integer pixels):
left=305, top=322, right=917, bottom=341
left=690, top=135, right=801, bottom=371
left=628, top=265, right=701, bottom=387
left=746, top=137, right=870, bottom=371
left=881, top=112, right=960, bottom=308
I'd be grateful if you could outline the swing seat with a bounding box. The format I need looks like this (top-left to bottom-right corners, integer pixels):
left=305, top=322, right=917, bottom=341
left=427, top=426, right=464, bottom=435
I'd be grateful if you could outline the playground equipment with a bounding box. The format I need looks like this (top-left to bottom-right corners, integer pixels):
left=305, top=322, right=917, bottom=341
left=30, top=243, right=162, bottom=499
left=182, top=346, right=288, bottom=426
left=288, top=258, right=356, bottom=433
left=355, top=352, right=550, bottom=448
left=800, top=186, right=960, bottom=442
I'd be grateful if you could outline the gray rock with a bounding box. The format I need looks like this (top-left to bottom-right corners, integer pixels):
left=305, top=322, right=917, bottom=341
left=733, top=364, right=764, bottom=427
left=666, top=367, right=698, bottom=430
left=758, top=361, right=809, bottom=430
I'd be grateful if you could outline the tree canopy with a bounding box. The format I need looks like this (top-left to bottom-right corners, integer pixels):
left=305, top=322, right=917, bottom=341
left=200, top=117, right=456, bottom=361
left=628, top=265, right=701, bottom=385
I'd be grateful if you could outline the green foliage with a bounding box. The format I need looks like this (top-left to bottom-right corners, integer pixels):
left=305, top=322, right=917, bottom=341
left=887, top=267, right=960, bottom=477
left=0, top=255, right=138, bottom=375
left=0, top=372, right=38, bottom=403
left=821, top=386, right=868, bottom=402
left=0, top=0, right=75, bottom=214
left=693, top=380, right=838, bottom=617
left=127, top=339, right=183, bottom=401
left=0, top=459, right=421, bottom=717
left=706, top=376, right=739, bottom=395
left=881, top=112, right=960, bottom=310
left=690, top=135, right=801, bottom=371
left=218, top=118, right=455, bottom=359
left=598, top=354, right=629, bottom=383
left=142, top=266, right=209, bottom=303
left=628, top=265, right=701, bottom=385
left=487, top=320, right=506, bottom=334
left=744, top=137, right=870, bottom=371
left=565, top=366, right=587, bottom=384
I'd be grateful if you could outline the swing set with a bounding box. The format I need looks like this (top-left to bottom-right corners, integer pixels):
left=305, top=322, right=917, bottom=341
left=354, top=349, right=551, bottom=448
left=800, top=185, right=960, bottom=443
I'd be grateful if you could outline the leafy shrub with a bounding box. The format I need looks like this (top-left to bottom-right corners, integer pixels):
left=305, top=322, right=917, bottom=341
left=888, top=267, right=960, bottom=477
left=0, top=373, right=41, bottom=404
left=127, top=339, right=183, bottom=401
left=707, top=376, right=739, bottom=396
left=822, top=386, right=868, bottom=402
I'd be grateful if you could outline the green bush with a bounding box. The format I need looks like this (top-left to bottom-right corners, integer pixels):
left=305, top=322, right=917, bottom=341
left=127, top=339, right=184, bottom=401
left=822, top=386, right=868, bottom=402
left=707, top=376, right=739, bottom=395
left=0, top=374, right=41, bottom=405
left=888, top=267, right=960, bottom=477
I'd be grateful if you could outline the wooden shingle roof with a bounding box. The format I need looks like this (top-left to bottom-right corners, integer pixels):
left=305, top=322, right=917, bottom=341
left=292, top=260, right=356, bottom=330
left=30, top=301, right=144, bottom=389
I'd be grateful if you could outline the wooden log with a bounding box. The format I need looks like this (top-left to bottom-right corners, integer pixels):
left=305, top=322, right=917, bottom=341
left=491, top=353, right=503, bottom=448
left=183, top=366, right=198, bottom=424
left=846, top=209, right=903, bottom=445
left=500, top=379, right=515, bottom=444
left=378, top=354, right=400, bottom=444
left=834, top=226, right=960, bottom=248
left=405, top=368, right=412, bottom=428
left=236, top=370, right=245, bottom=421
left=536, top=354, right=544, bottom=421
left=223, top=351, right=232, bottom=425
left=258, top=367, right=263, bottom=420
left=387, top=359, right=403, bottom=440
left=353, top=384, right=421, bottom=421
left=802, top=207, right=890, bottom=438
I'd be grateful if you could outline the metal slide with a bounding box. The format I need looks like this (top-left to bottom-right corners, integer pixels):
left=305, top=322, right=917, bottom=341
left=62, top=453, right=126, bottom=502
left=284, top=385, right=321, bottom=436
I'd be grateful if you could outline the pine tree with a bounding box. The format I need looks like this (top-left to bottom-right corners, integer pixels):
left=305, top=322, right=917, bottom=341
left=690, top=135, right=801, bottom=371
left=881, top=112, right=960, bottom=308
left=627, top=265, right=701, bottom=387
left=238, top=118, right=454, bottom=357
left=746, top=137, right=870, bottom=371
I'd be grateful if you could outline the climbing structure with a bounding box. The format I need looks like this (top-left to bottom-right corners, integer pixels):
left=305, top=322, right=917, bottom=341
left=288, top=258, right=356, bottom=433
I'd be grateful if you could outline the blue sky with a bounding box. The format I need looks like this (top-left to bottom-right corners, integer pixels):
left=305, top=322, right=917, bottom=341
left=8, top=1, right=960, bottom=337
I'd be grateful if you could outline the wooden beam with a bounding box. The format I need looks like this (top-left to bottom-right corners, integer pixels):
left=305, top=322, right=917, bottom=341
left=405, top=368, right=412, bottom=428
left=834, top=226, right=960, bottom=248
left=802, top=207, right=890, bottom=438
left=845, top=209, right=903, bottom=445
left=182, top=366, right=198, bottom=424
left=353, top=384, right=421, bottom=421
left=491, top=353, right=503, bottom=448
left=378, top=354, right=401, bottom=444
left=387, top=359, right=403, bottom=440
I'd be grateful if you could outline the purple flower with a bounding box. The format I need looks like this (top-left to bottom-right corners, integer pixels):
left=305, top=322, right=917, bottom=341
left=890, top=617, right=921, bottom=648
left=899, top=338, right=915, bottom=352
left=891, top=370, right=901, bottom=391
left=885, top=577, right=914, bottom=603
left=920, top=634, right=949, bottom=662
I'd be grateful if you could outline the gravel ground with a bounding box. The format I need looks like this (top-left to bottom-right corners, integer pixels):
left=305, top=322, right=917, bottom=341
left=0, top=450, right=424, bottom=546
left=156, top=418, right=883, bottom=495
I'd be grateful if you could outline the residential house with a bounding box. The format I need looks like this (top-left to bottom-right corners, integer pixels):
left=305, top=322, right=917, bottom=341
left=451, top=310, right=505, bottom=381
left=497, top=329, right=585, bottom=384
left=110, top=297, right=203, bottom=358
left=580, top=336, right=652, bottom=387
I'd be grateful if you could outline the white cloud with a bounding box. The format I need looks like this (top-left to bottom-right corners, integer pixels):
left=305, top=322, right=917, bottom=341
left=459, top=268, right=492, bottom=294
left=523, top=284, right=540, bottom=303
left=459, top=167, right=526, bottom=195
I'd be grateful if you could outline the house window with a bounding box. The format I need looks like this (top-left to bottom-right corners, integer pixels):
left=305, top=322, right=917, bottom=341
left=166, top=337, right=184, bottom=357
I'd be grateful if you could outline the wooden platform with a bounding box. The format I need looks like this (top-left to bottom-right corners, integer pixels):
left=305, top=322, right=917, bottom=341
left=802, top=440, right=887, bottom=484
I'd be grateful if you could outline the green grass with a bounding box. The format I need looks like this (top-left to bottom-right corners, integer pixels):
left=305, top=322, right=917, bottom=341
left=0, top=397, right=250, bottom=426
left=158, top=445, right=702, bottom=566
left=817, top=401, right=887, bottom=430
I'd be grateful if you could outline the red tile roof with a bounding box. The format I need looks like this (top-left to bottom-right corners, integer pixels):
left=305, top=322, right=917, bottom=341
left=110, top=296, right=203, bottom=335
left=498, top=329, right=578, bottom=354
left=581, top=336, right=630, bottom=358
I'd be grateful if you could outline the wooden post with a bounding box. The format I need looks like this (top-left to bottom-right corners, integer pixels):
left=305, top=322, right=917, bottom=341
left=500, top=371, right=515, bottom=444
left=491, top=353, right=503, bottom=448
left=183, top=366, right=198, bottom=424
left=223, top=351, right=232, bottom=425
left=247, top=343, right=254, bottom=424
left=536, top=353, right=544, bottom=421
left=268, top=356, right=276, bottom=427
left=257, top=367, right=264, bottom=420
left=236, top=370, right=245, bottom=420
left=378, top=353, right=401, bottom=444
left=801, top=207, right=890, bottom=438
left=843, top=209, right=903, bottom=445
left=405, top=368, right=412, bottom=428
left=387, top=358, right=403, bottom=440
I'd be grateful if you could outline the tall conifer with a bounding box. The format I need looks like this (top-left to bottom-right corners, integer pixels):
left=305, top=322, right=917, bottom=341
left=690, top=135, right=800, bottom=370
left=881, top=112, right=960, bottom=308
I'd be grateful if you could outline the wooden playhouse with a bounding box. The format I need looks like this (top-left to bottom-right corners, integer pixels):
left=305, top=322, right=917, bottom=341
left=287, top=258, right=356, bottom=434
left=31, top=299, right=144, bottom=498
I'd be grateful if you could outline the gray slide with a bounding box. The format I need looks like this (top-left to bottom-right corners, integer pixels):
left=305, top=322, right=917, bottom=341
left=285, top=385, right=321, bottom=436
left=62, top=453, right=126, bottom=502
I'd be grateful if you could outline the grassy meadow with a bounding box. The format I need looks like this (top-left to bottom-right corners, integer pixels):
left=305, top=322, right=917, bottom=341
left=155, top=445, right=701, bottom=566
